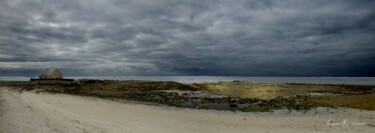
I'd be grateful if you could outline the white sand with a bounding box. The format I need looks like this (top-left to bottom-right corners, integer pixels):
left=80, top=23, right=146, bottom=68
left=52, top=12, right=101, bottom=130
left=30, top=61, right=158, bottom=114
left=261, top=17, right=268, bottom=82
left=0, top=87, right=374, bottom=133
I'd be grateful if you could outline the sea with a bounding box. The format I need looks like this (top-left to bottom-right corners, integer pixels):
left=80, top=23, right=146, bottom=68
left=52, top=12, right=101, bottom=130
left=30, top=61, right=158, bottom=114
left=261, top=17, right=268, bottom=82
left=0, top=76, right=375, bottom=85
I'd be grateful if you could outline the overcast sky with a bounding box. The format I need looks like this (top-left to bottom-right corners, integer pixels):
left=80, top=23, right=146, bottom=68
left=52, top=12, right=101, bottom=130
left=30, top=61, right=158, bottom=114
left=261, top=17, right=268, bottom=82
left=0, top=0, right=374, bottom=76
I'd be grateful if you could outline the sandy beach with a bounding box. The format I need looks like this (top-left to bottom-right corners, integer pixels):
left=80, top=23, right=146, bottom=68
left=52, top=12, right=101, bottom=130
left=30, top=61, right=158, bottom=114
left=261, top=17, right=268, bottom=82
left=0, top=87, right=373, bottom=133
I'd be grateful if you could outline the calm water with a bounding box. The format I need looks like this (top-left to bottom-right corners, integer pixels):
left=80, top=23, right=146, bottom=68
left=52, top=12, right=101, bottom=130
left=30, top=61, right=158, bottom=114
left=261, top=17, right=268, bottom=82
left=1, top=76, right=375, bottom=85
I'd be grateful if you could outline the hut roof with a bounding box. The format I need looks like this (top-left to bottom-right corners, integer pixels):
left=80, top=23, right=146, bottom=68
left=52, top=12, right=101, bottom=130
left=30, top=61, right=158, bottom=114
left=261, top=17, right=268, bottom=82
left=39, top=68, right=63, bottom=79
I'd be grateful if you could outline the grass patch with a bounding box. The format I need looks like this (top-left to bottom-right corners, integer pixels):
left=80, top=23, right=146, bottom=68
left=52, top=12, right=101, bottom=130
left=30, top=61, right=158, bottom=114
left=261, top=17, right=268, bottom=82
left=194, top=82, right=375, bottom=99
left=311, top=94, right=375, bottom=110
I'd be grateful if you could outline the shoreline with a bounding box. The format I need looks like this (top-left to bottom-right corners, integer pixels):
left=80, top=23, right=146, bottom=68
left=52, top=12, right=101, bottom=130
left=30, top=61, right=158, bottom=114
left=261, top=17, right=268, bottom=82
left=1, top=80, right=375, bottom=112
left=1, top=87, right=374, bottom=133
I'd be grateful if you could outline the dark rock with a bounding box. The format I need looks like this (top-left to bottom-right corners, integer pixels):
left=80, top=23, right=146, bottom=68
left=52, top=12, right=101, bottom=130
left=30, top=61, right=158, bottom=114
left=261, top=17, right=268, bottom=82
left=229, top=104, right=238, bottom=108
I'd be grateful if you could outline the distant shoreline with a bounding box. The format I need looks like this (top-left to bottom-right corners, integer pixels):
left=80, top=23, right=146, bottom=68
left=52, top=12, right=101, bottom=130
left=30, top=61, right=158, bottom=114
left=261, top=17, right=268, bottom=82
left=1, top=76, right=375, bottom=85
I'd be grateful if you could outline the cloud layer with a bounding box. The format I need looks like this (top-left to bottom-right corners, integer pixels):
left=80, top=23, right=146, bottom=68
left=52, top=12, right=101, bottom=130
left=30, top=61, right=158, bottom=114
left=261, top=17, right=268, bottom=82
left=1, top=0, right=375, bottom=76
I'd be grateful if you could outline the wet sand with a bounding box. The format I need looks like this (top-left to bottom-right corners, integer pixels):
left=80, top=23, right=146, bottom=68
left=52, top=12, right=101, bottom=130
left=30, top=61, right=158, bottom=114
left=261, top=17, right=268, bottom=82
left=0, top=87, right=374, bottom=133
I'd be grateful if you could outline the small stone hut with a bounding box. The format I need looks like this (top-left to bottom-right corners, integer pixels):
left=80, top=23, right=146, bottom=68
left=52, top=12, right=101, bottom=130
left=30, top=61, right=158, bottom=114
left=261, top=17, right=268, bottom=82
left=39, top=68, right=63, bottom=79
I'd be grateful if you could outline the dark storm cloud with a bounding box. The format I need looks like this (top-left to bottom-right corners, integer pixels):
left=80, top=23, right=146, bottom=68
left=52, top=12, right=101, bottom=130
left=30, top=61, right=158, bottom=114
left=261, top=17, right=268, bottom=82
left=0, top=0, right=375, bottom=76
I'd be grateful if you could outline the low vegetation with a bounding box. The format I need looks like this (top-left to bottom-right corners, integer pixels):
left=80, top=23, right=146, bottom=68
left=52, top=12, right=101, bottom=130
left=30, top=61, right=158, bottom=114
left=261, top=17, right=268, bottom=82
left=1, top=80, right=374, bottom=112
left=195, top=82, right=375, bottom=111
left=311, top=94, right=375, bottom=110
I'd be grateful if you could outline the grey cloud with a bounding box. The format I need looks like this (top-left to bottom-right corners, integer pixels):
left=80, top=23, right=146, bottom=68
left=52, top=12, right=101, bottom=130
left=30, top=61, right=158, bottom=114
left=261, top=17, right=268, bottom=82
left=0, top=0, right=375, bottom=76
